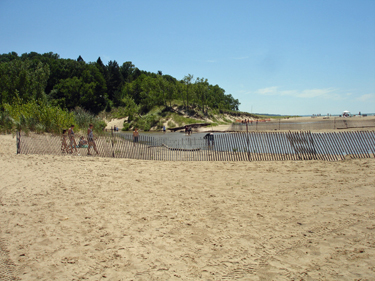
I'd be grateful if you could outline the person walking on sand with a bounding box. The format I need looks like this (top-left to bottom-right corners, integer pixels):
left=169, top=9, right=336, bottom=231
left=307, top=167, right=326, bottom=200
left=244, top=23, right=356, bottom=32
left=133, top=128, right=139, bottom=146
left=61, top=129, right=71, bottom=153
left=68, top=125, right=78, bottom=153
left=87, top=124, right=99, bottom=155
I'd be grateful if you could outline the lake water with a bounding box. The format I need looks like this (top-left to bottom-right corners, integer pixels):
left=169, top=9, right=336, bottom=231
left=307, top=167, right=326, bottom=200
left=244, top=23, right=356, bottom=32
left=115, top=131, right=375, bottom=156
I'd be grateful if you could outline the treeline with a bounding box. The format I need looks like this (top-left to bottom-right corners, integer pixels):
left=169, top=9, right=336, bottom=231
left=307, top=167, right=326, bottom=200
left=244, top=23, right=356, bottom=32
left=0, top=52, right=240, bottom=115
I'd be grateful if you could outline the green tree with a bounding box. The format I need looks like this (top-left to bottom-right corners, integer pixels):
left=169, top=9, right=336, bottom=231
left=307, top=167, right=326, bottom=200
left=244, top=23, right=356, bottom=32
left=182, top=74, right=194, bottom=113
left=95, top=57, right=108, bottom=81
left=140, top=76, right=161, bottom=111
left=50, top=64, right=108, bottom=114
left=0, top=51, right=19, bottom=63
left=106, top=60, right=124, bottom=105
left=120, top=61, right=136, bottom=83
left=122, top=74, right=146, bottom=106
left=0, top=59, right=50, bottom=105
left=77, top=55, right=85, bottom=62
left=45, top=58, right=86, bottom=95
left=194, top=77, right=209, bottom=114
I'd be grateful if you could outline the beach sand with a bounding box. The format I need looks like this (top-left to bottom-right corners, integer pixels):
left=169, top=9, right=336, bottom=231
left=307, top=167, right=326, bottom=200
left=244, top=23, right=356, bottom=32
left=0, top=134, right=374, bottom=280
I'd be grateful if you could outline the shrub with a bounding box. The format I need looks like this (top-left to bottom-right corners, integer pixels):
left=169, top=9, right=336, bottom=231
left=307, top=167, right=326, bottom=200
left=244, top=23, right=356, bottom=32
left=3, top=101, right=75, bottom=134
left=132, top=114, right=160, bottom=131
left=73, top=107, right=106, bottom=133
left=0, top=111, right=15, bottom=133
left=122, top=122, right=131, bottom=131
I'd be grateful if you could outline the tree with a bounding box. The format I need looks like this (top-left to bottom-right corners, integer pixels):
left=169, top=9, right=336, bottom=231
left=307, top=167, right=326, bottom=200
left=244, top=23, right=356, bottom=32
left=121, top=74, right=146, bottom=106
left=0, top=50, right=242, bottom=116
left=182, top=74, right=194, bottom=113
left=120, top=95, right=139, bottom=122
left=0, top=59, right=50, bottom=105
left=195, top=77, right=209, bottom=114
left=120, top=61, right=136, bottom=83
left=106, top=60, right=123, bottom=105
left=49, top=64, right=108, bottom=114
left=50, top=76, right=83, bottom=110
left=45, top=59, right=87, bottom=95
left=77, top=55, right=85, bottom=62
left=95, top=57, right=107, bottom=80
left=0, top=51, right=19, bottom=63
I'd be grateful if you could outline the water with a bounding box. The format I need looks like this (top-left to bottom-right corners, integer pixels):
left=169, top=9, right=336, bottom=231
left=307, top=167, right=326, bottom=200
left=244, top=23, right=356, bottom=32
left=114, top=131, right=375, bottom=156
left=117, top=131, right=224, bottom=151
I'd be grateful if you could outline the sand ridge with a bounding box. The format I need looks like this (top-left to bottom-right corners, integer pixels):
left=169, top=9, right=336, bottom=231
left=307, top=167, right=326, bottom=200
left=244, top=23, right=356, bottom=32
left=0, top=134, right=374, bottom=280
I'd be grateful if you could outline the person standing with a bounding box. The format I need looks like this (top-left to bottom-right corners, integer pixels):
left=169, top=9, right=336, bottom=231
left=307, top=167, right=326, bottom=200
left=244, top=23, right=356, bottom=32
left=133, top=128, right=139, bottom=146
left=68, top=125, right=78, bottom=153
left=87, top=124, right=99, bottom=155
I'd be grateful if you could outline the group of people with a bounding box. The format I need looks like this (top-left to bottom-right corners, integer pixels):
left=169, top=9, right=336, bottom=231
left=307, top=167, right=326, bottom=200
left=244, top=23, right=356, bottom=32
left=241, top=119, right=254, bottom=123
left=61, top=124, right=99, bottom=155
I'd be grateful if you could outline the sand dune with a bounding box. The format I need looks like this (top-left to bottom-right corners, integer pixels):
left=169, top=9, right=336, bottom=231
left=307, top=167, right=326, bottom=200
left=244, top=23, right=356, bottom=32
left=0, top=134, right=374, bottom=280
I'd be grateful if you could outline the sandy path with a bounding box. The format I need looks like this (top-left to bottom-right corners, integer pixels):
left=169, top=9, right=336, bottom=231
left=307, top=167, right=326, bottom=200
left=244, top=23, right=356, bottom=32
left=0, top=134, right=374, bottom=280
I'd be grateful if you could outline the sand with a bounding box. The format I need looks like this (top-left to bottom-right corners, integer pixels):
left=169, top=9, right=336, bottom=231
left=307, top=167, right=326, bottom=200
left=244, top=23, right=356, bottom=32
left=105, top=118, right=127, bottom=130
left=0, top=134, right=374, bottom=280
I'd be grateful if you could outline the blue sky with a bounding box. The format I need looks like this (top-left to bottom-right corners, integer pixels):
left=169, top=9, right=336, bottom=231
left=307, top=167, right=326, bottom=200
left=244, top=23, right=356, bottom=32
left=1, top=0, right=374, bottom=115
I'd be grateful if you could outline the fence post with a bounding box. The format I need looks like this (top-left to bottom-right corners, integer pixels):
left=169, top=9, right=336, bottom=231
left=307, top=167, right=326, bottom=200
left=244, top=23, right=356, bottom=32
left=16, top=131, right=20, bottom=154
left=111, top=128, right=115, bottom=158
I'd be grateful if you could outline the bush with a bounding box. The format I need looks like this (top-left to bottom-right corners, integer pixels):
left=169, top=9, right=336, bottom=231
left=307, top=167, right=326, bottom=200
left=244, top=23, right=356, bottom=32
left=132, top=114, right=160, bottom=131
left=35, top=123, right=46, bottom=134
left=170, top=113, right=204, bottom=127
left=122, top=122, right=131, bottom=131
left=73, top=107, right=106, bottom=133
left=0, top=111, right=15, bottom=133
left=3, top=101, right=75, bottom=134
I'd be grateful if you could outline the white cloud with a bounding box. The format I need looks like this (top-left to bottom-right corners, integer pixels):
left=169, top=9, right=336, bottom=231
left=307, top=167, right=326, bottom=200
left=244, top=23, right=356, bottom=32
left=256, top=87, right=340, bottom=99
left=357, top=94, right=374, bottom=101
left=297, top=88, right=335, bottom=98
left=256, top=86, right=278, bottom=95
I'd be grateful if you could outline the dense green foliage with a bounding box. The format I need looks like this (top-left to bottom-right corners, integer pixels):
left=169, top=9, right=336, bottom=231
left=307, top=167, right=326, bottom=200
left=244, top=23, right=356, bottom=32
left=0, top=51, right=241, bottom=133
left=0, top=102, right=106, bottom=134
left=1, top=100, right=75, bottom=134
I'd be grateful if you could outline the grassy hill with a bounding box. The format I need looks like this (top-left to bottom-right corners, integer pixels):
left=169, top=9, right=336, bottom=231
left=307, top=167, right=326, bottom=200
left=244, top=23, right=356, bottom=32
left=101, top=104, right=261, bottom=131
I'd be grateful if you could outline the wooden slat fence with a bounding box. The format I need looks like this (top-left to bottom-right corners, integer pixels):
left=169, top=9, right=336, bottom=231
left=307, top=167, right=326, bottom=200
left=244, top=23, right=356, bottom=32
left=231, top=117, right=375, bottom=131
left=16, top=131, right=375, bottom=161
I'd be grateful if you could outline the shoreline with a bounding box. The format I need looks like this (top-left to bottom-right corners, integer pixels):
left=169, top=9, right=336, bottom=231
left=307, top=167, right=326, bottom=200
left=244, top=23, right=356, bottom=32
left=105, top=115, right=375, bottom=133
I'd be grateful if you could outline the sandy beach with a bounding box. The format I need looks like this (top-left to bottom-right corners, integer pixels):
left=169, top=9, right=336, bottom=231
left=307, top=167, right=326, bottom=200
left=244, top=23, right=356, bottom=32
left=0, top=133, right=374, bottom=280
